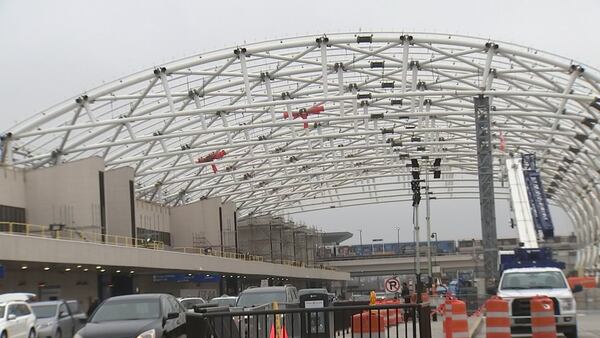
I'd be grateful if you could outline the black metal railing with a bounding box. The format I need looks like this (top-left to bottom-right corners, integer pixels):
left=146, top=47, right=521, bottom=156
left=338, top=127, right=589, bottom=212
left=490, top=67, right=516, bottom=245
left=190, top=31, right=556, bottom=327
left=186, top=303, right=432, bottom=338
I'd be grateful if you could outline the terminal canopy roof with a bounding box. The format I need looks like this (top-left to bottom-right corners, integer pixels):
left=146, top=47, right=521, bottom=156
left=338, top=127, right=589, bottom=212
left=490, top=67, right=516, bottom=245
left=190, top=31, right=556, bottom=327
left=3, top=32, right=600, bottom=229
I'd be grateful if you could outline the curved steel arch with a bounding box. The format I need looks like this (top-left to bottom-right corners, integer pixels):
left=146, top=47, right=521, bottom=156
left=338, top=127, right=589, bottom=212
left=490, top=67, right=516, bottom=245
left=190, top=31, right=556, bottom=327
left=2, top=32, right=600, bottom=271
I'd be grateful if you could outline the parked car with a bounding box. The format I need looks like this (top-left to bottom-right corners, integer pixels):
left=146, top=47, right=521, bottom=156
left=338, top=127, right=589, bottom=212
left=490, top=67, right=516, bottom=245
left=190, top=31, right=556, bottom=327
left=236, top=285, right=299, bottom=308
left=31, top=300, right=85, bottom=338
left=177, top=297, right=206, bottom=311
left=0, top=293, right=37, bottom=303
left=299, top=288, right=336, bottom=303
left=209, top=295, right=238, bottom=307
left=65, top=300, right=87, bottom=324
left=0, top=300, right=37, bottom=338
left=298, top=288, right=328, bottom=297
left=74, top=294, right=186, bottom=338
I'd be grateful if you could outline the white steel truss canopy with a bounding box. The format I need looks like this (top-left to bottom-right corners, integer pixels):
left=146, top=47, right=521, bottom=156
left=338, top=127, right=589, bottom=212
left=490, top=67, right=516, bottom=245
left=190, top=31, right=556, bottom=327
left=3, top=32, right=600, bottom=270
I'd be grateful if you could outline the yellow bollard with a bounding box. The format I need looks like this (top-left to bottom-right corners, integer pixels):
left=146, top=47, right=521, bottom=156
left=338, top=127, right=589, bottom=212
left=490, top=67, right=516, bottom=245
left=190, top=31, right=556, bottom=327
left=369, top=291, right=377, bottom=305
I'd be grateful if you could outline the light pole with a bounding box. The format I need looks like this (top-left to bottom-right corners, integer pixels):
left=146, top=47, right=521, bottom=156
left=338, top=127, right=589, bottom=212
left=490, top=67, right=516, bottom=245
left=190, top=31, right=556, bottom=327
left=410, top=159, right=423, bottom=303
left=414, top=207, right=420, bottom=275
left=357, top=229, right=363, bottom=254
left=431, top=232, right=438, bottom=270
left=395, top=227, right=401, bottom=255
left=426, top=169, right=432, bottom=279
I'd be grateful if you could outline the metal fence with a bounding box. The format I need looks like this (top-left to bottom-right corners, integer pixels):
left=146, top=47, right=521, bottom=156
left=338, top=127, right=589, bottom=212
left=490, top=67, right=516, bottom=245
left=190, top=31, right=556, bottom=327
left=186, top=303, right=432, bottom=338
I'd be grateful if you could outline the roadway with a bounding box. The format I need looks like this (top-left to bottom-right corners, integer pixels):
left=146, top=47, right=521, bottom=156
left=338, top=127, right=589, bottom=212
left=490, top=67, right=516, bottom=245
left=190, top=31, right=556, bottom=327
left=577, top=311, right=600, bottom=338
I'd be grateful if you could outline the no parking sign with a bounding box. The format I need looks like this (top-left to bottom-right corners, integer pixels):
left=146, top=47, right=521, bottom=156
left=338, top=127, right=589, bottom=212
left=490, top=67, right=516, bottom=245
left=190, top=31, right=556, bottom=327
left=384, top=276, right=401, bottom=293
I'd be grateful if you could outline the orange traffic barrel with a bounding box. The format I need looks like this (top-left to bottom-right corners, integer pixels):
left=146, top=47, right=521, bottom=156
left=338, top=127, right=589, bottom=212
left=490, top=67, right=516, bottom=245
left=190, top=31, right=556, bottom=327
left=446, top=299, right=469, bottom=338
left=380, top=299, right=402, bottom=326
left=352, top=310, right=387, bottom=338
left=484, top=296, right=510, bottom=338
left=443, top=298, right=453, bottom=335
left=530, top=296, right=557, bottom=338
left=567, top=276, right=596, bottom=289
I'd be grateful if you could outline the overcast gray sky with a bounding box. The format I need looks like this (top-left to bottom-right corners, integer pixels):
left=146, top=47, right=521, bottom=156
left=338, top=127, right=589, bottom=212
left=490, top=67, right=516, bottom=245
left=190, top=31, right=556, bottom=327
left=1, top=0, right=596, bottom=244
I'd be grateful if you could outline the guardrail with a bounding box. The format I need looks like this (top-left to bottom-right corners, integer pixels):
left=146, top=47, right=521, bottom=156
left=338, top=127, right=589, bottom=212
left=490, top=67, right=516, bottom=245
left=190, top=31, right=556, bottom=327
left=0, top=222, right=335, bottom=270
left=172, top=247, right=264, bottom=262
left=0, top=222, right=165, bottom=249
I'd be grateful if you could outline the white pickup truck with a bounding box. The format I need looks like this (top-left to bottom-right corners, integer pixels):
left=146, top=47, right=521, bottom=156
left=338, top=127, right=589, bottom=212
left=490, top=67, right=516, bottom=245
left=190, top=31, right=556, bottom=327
left=495, top=267, right=582, bottom=338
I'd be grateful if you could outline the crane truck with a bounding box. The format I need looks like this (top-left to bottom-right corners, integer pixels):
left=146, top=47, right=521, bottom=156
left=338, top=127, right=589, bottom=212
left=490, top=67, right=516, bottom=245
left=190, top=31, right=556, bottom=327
left=489, top=154, right=582, bottom=337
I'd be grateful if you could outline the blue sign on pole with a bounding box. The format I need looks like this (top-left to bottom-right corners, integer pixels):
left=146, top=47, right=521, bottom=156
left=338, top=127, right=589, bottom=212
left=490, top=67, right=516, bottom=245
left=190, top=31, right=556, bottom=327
left=152, top=273, right=221, bottom=283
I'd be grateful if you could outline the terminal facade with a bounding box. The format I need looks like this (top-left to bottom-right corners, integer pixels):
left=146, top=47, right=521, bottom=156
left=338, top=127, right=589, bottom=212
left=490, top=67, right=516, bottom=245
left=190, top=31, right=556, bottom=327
left=0, top=157, right=341, bottom=309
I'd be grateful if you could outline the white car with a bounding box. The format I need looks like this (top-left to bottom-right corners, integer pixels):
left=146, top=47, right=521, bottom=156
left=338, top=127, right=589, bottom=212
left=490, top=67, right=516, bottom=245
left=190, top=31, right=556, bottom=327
left=496, top=267, right=581, bottom=338
left=0, top=294, right=37, bottom=303
left=0, top=300, right=37, bottom=338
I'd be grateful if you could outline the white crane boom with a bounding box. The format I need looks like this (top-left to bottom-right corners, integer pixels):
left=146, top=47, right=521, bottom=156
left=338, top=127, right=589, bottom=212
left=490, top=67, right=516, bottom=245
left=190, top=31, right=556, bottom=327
left=506, top=156, right=539, bottom=248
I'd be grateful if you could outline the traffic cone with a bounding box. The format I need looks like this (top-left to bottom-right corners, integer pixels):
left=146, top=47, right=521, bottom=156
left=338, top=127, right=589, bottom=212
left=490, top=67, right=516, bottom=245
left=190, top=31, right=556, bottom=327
left=269, top=323, right=289, bottom=338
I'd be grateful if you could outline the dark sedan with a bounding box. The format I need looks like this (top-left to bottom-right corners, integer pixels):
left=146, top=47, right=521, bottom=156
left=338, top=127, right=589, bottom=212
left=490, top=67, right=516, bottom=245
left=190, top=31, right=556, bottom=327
left=74, top=294, right=186, bottom=338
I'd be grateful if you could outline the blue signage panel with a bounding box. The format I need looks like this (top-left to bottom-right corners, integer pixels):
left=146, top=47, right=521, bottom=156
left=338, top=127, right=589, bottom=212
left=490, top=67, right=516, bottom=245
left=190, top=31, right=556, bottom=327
left=152, top=273, right=221, bottom=283
left=0, top=265, right=4, bottom=279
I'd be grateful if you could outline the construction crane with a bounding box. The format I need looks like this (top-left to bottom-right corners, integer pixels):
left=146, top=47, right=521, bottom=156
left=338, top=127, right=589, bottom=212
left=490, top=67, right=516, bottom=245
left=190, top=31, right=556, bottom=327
left=506, top=153, right=555, bottom=248
left=506, top=155, right=539, bottom=248
left=501, top=153, right=562, bottom=273
left=521, top=154, right=555, bottom=239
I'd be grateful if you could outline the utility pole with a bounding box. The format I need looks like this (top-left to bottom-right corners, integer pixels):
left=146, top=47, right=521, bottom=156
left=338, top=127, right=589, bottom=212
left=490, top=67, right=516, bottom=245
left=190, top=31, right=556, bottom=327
left=426, top=168, right=432, bottom=279
left=410, top=160, right=423, bottom=303
left=431, top=232, right=438, bottom=270
left=415, top=206, right=421, bottom=275
left=395, top=227, right=400, bottom=255
left=357, top=229, right=363, bottom=248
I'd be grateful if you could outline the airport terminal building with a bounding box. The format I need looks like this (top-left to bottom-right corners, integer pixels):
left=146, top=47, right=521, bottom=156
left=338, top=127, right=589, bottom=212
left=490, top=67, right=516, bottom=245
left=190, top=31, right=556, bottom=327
left=0, top=157, right=348, bottom=308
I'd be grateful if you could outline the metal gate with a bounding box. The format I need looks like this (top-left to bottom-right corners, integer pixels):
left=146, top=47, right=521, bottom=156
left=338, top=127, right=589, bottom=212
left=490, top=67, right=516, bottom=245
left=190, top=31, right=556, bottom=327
left=186, top=303, right=432, bottom=338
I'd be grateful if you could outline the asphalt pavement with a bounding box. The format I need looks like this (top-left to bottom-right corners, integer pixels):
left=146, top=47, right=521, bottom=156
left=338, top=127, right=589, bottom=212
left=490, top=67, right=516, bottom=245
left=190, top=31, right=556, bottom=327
left=577, top=310, right=600, bottom=338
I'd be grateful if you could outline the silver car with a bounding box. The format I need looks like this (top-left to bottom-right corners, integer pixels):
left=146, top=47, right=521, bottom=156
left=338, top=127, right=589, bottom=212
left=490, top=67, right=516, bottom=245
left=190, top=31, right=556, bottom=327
left=31, top=301, right=82, bottom=338
left=177, top=297, right=206, bottom=312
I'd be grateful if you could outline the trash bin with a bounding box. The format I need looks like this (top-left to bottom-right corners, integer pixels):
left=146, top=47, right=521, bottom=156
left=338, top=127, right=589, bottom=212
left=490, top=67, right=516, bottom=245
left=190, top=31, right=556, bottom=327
left=299, top=293, right=332, bottom=338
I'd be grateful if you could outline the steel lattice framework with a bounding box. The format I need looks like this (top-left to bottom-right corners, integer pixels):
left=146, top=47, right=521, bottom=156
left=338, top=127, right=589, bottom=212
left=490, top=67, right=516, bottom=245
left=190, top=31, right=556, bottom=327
left=2, top=32, right=600, bottom=272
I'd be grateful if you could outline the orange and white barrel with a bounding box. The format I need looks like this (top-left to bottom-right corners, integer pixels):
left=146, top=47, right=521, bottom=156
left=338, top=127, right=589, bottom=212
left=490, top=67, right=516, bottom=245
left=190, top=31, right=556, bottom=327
left=530, top=296, right=557, bottom=338
left=447, top=299, right=469, bottom=338
left=443, top=298, right=453, bottom=336
left=484, top=297, right=510, bottom=338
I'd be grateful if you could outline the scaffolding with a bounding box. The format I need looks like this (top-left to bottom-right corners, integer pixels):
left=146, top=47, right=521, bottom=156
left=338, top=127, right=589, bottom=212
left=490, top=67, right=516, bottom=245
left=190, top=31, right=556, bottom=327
left=237, top=215, right=322, bottom=266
